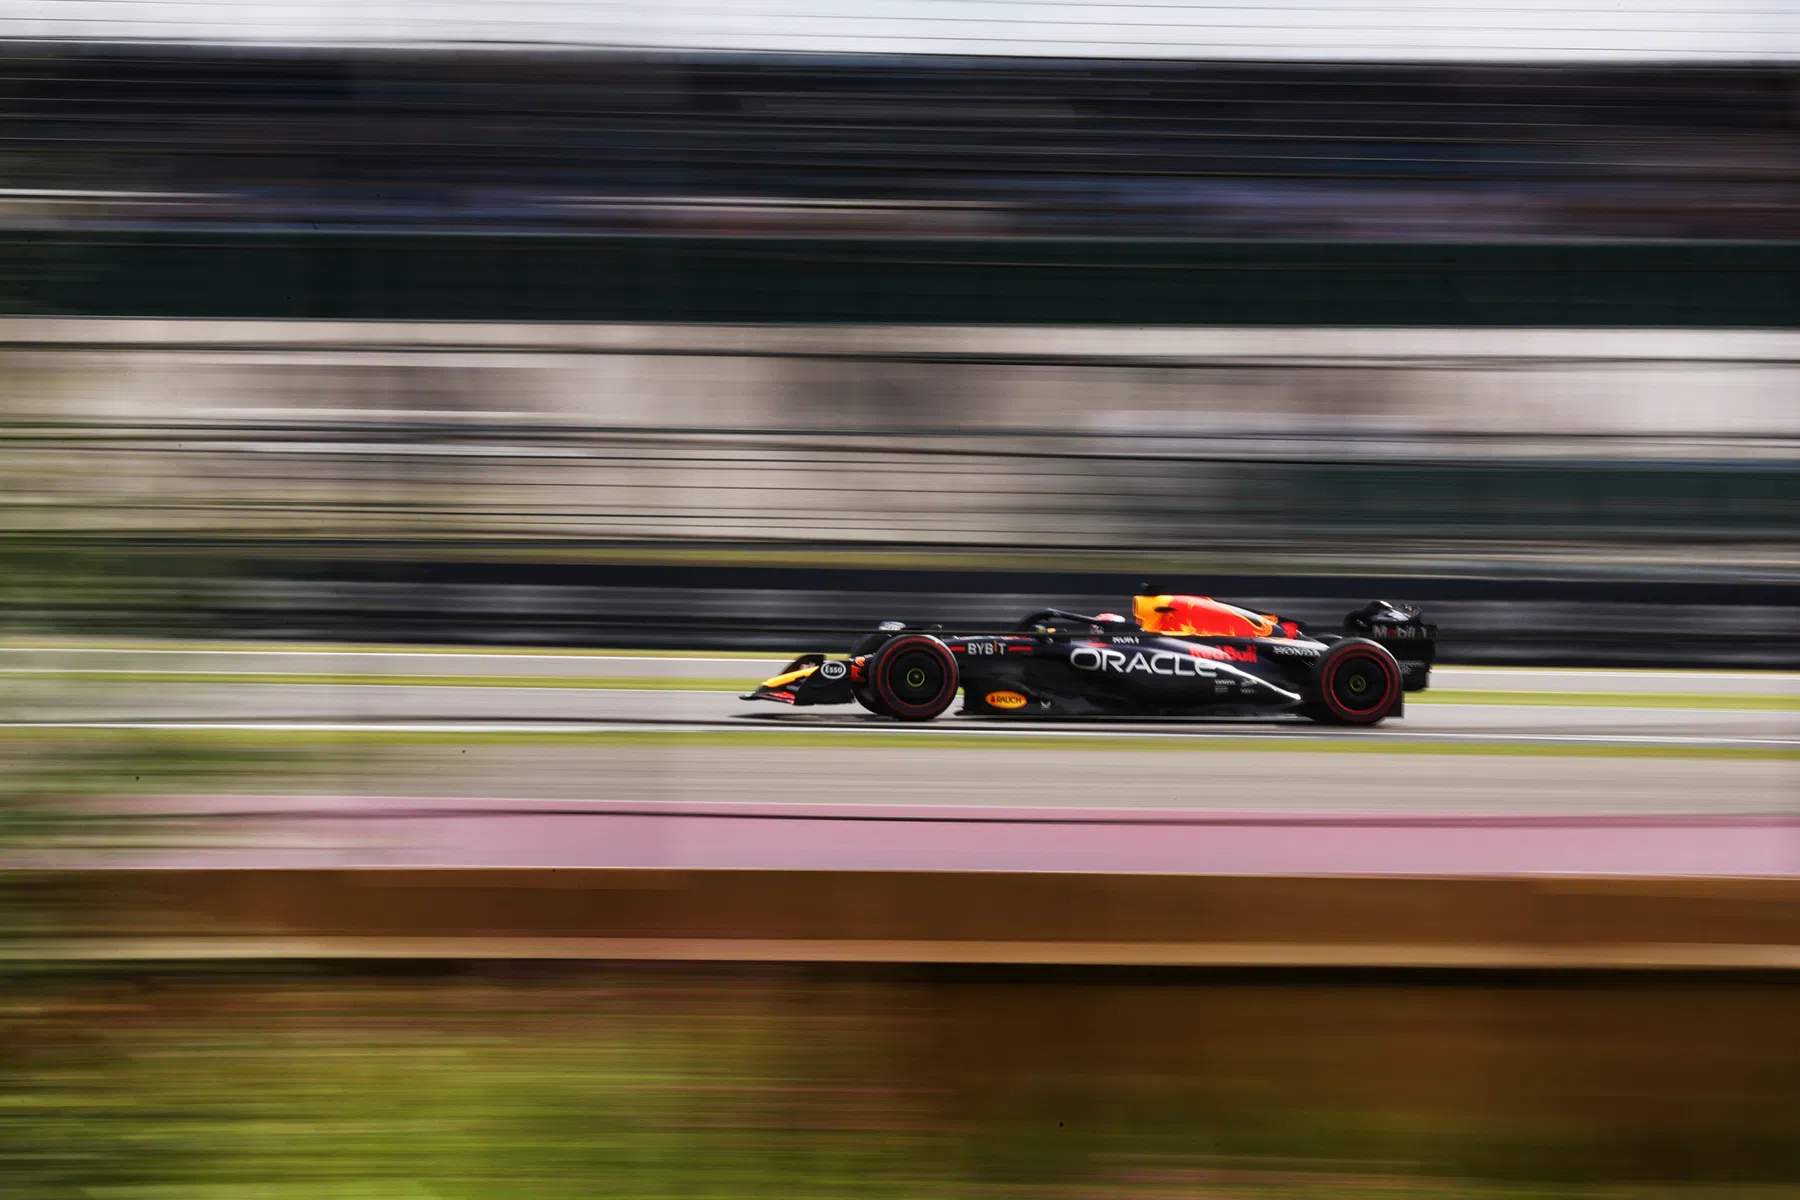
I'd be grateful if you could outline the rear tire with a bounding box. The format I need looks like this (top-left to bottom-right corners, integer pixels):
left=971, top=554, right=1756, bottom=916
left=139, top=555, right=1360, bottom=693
left=1308, top=638, right=1403, bottom=726
left=868, top=634, right=960, bottom=721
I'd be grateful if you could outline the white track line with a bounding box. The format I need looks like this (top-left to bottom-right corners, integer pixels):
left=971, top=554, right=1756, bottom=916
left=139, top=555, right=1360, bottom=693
left=0, top=667, right=760, bottom=676
left=0, top=649, right=773, bottom=664
left=0, top=719, right=1793, bottom=749
left=1453, top=675, right=1788, bottom=683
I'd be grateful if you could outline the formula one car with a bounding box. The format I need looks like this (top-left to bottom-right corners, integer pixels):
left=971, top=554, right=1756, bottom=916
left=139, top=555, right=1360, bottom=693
left=742, top=593, right=1435, bottom=726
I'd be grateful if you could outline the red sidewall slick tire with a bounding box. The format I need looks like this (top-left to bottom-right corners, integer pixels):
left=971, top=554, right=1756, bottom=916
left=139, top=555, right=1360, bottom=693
left=1316, top=639, right=1403, bottom=725
left=870, top=634, right=960, bottom=721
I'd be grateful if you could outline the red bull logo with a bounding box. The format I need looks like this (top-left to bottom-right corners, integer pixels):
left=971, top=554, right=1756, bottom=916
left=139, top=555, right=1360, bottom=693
left=1190, top=644, right=1258, bottom=663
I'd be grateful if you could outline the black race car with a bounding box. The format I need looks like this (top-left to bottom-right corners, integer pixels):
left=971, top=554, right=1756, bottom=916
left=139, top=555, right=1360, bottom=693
left=742, top=593, right=1435, bottom=726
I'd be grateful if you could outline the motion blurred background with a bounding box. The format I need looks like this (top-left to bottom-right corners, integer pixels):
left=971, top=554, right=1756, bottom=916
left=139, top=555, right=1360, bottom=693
left=2, top=4, right=1798, bottom=660
left=2, top=3, right=1799, bottom=1198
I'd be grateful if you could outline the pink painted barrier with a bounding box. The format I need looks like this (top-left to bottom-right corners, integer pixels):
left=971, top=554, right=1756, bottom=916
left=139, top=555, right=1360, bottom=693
left=64, top=798, right=1800, bottom=876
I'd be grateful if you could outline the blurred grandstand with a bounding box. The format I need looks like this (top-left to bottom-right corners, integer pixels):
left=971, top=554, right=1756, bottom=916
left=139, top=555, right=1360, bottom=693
left=1, top=46, right=1797, bottom=240
left=0, top=12, right=1795, bottom=659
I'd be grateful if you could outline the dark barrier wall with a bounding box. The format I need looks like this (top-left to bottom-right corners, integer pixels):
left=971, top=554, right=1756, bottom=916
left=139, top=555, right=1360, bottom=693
left=11, top=552, right=1796, bottom=666
left=6, top=233, right=1800, bottom=325
left=6, top=48, right=1797, bottom=244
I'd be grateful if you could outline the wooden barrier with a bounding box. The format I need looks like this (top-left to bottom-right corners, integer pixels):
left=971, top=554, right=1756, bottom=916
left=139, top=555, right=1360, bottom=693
left=11, top=870, right=1800, bottom=968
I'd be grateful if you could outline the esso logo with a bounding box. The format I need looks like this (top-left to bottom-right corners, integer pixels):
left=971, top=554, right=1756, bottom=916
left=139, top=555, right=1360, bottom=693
left=819, top=660, right=848, bottom=680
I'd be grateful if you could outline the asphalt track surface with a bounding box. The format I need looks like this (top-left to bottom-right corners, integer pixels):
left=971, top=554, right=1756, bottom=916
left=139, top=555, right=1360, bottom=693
left=6, top=647, right=1796, bottom=876
left=8, top=679, right=1798, bottom=750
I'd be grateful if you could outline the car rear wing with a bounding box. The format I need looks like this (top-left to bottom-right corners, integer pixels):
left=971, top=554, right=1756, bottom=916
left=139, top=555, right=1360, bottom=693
left=1344, top=601, right=1437, bottom=691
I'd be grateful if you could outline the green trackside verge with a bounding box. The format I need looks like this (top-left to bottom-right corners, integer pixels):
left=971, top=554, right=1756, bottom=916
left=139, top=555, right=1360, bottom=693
left=0, top=725, right=1792, bottom=761
left=0, top=639, right=789, bottom=659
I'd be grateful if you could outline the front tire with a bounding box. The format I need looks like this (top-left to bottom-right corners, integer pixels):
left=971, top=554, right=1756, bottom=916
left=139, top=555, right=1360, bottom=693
left=1308, top=638, right=1403, bottom=726
left=868, top=634, right=960, bottom=721
left=852, top=683, right=891, bottom=717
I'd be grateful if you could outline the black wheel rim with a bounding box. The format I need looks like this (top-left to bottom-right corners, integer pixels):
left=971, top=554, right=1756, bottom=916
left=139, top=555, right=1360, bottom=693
left=886, top=649, right=948, bottom=706
left=1330, top=655, right=1389, bottom=713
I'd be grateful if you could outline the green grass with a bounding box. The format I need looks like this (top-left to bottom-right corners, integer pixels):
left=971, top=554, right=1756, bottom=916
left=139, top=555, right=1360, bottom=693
left=3, top=968, right=1799, bottom=1199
